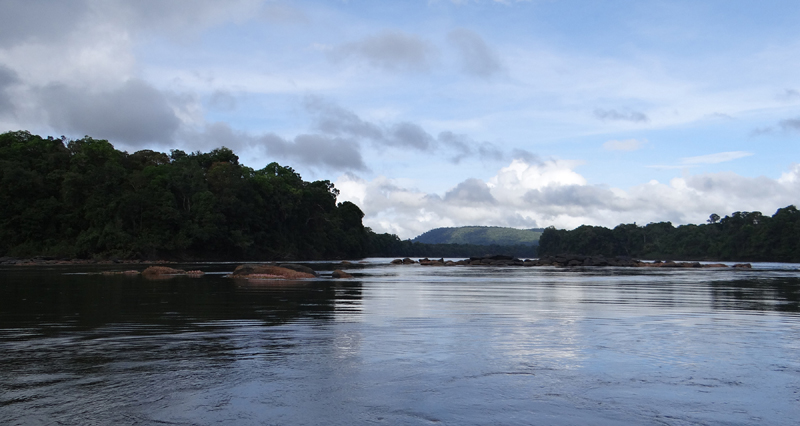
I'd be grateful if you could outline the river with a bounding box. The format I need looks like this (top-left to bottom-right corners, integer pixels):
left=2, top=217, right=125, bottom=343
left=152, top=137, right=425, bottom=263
left=1, top=260, right=799, bottom=425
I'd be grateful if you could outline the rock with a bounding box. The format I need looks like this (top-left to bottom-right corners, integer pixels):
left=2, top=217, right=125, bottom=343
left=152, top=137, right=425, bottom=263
left=402, top=258, right=416, bottom=264
left=278, top=263, right=319, bottom=277
left=142, top=266, right=186, bottom=278
left=331, top=269, right=353, bottom=278
left=390, top=259, right=403, bottom=264
left=703, top=263, right=728, bottom=268
left=733, top=263, right=752, bottom=269
left=231, top=264, right=315, bottom=279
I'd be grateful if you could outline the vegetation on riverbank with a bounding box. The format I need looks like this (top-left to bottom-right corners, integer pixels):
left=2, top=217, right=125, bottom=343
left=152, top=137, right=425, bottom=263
left=539, top=207, right=800, bottom=262
left=0, top=131, right=535, bottom=261
left=3, top=130, right=795, bottom=262
left=0, top=131, right=372, bottom=260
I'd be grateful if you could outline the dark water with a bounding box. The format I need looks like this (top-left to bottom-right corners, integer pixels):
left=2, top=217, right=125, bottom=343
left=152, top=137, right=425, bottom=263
left=2, top=260, right=799, bottom=425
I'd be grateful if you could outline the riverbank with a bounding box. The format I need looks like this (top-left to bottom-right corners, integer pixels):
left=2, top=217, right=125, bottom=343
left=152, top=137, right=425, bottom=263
left=393, top=254, right=754, bottom=268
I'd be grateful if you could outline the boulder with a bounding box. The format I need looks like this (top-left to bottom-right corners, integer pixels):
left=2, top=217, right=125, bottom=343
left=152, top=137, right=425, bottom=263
left=231, top=264, right=315, bottom=279
left=142, top=266, right=186, bottom=277
left=391, top=259, right=403, bottom=264
left=278, top=263, right=319, bottom=277
left=331, top=269, right=353, bottom=278
left=733, top=263, right=752, bottom=269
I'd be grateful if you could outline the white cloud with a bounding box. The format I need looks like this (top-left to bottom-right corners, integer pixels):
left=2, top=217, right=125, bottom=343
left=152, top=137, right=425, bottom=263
left=680, top=151, right=753, bottom=165
left=336, top=159, right=800, bottom=239
left=603, top=138, right=646, bottom=151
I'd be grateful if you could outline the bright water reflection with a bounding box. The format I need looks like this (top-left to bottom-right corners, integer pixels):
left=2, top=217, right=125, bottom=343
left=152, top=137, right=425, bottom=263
left=1, top=261, right=799, bottom=425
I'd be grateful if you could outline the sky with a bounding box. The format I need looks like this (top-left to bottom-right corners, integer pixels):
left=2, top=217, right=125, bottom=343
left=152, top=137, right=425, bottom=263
left=0, top=0, right=798, bottom=239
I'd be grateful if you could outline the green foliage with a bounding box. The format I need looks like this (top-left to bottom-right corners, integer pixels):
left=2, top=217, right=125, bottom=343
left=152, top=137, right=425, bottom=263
left=539, top=207, right=800, bottom=262
left=412, top=226, right=543, bottom=246
left=0, top=131, right=372, bottom=260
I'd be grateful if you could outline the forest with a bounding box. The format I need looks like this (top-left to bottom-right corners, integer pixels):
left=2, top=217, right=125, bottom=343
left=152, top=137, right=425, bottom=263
left=539, top=208, right=800, bottom=262
left=0, top=130, right=374, bottom=260
left=0, top=131, right=534, bottom=260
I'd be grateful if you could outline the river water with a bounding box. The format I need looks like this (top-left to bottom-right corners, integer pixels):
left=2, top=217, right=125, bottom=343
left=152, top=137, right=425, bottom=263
left=1, top=260, right=799, bottom=425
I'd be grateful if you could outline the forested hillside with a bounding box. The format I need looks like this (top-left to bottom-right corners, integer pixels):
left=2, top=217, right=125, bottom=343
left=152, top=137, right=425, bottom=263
left=0, top=131, right=371, bottom=260
left=412, top=226, right=543, bottom=246
left=539, top=209, right=800, bottom=262
left=370, top=231, right=537, bottom=258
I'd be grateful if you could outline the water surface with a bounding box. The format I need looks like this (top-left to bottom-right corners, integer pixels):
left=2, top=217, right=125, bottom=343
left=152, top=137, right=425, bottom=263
left=2, top=261, right=799, bottom=425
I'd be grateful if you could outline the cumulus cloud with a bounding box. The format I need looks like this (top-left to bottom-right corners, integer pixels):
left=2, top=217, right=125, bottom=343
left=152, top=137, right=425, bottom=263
left=39, top=79, right=181, bottom=144
left=336, top=159, right=800, bottom=239
left=444, top=178, right=496, bottom=205
left=594, top=108, right=649, bottom=123
left=447, top=28, right=503, bottom=78
left=603, top=138, right=646, bottom=151
left=330, top=31, right=436, bottom=72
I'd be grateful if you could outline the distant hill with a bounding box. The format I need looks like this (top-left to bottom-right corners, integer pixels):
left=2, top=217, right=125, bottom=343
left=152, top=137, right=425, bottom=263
left=412, top=226, right=544, bottom=246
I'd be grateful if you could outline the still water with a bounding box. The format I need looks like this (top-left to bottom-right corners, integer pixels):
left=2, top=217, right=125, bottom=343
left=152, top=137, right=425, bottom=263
left=1, top=260, right=799, bottom=425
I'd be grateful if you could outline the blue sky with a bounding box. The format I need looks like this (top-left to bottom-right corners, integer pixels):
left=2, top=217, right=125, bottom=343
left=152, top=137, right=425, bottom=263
left=1, top=0, right=798, bottom=238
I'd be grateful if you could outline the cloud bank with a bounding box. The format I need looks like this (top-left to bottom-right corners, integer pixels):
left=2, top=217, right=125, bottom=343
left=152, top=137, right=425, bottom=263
left=337, top=159, right=800, bottom=239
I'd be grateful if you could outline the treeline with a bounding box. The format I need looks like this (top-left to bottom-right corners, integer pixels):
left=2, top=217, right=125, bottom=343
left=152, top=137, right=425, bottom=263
left=539, top=207, right=800, bottom=262
left=368, top=232, right=537, bottom=258
left=0, top=131, right=372, bottom=260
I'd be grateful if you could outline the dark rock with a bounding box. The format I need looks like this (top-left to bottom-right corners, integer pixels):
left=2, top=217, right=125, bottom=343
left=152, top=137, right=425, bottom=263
left=484, top=254, right=513, bottom=261
left=279, top=263, right=319, bottom=277
left=331, top=270, right=353, bottom=278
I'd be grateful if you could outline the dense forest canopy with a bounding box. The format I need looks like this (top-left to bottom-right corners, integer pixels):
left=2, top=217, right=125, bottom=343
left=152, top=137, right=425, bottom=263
left=0, top=131, right=371, bottom=260
left=412, top=226, right=544, bottom=246
left=539, top=208, right=800, bottom=262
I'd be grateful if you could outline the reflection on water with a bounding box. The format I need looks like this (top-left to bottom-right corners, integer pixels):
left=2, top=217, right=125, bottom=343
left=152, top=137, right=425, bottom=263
left=1, top=262, right=799, bottom=425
